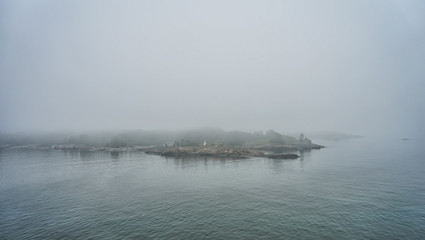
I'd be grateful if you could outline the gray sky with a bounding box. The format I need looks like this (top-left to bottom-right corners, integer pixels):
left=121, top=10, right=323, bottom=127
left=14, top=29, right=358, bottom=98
left=1, top=0, right=424, bottom=137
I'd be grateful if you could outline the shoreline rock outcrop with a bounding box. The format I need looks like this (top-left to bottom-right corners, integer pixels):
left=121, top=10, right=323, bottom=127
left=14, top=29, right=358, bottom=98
left=145, top=146, right=306, bottom=159
left=145, top=147, right=264, bottom=159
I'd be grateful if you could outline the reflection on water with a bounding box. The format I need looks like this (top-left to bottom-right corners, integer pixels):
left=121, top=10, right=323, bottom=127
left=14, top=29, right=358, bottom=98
left=169, top=156, right=248, bottom=170
left=165, top=149, right=316, bottom=172
left=55, top=148, right=318, bottom=175
left=109, top=151, right=120, bottom=160
left=299, top=149, right=312, bottom=161
left=59, top=149, right=126, bottom=162
left=54, top=148, right=316, bottom=173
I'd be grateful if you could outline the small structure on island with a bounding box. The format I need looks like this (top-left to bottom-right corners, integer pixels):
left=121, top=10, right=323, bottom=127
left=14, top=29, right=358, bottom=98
left=203, top=140, right=207, bottom=148
left=299, top=133, right=305, bottom=142
left=299, top=133, right=312, bottom=145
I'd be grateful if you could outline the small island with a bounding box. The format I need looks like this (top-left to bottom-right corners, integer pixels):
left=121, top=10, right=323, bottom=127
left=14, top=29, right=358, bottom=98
left=0, top=128, right=324, bottom=159
left=145, top=130, right=323, bottom=159
left=146, top=146, right=302, bottom=159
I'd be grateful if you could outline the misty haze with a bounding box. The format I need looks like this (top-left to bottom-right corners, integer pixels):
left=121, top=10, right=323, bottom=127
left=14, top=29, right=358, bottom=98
left=1, top=1, right=424, bottom=239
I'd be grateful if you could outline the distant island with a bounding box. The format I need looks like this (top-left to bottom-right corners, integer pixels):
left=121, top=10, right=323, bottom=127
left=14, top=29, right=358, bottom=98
left=0, top=128, right=324, bottom=159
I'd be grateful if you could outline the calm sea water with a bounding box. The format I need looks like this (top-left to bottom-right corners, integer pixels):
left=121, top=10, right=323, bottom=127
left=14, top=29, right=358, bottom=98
left=1, top=137, right=424, bottom=239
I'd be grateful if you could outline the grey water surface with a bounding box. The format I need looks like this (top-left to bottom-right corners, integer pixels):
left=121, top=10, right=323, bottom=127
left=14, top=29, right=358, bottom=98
left=1, top=137, right=424, bottom=239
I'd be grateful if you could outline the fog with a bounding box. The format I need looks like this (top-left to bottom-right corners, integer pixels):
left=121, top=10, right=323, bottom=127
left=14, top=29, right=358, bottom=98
left=1, top=0, right=424, bottom=137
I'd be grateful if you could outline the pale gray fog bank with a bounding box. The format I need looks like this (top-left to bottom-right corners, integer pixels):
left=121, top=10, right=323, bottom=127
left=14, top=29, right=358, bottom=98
left=1, top=0, right=425, bottom=138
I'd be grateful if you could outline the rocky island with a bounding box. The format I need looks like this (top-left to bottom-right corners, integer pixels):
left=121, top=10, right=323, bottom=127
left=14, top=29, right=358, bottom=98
left=0, top=128, right=324, bottom=159
left=145, top=144, right=317, bottom=160
left=145, top=131, right=323, bottom=159
left=146, top=146, right=300, bottom=159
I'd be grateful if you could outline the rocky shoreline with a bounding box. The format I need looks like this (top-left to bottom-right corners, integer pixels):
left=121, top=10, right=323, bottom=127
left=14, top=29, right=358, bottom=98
left=146, top=147, right=263, bottom=159
left=0, top=143, right=323, bottom=160
left=145, top=146, right=312, bottom=159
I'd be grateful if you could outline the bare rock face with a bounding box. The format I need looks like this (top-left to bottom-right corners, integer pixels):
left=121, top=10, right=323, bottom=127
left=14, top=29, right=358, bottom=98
left=146, top=147, right=253, bottom=158
left=145, top=146, right=301, bottom=159
left=265, top=153, right=299, bottom=159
